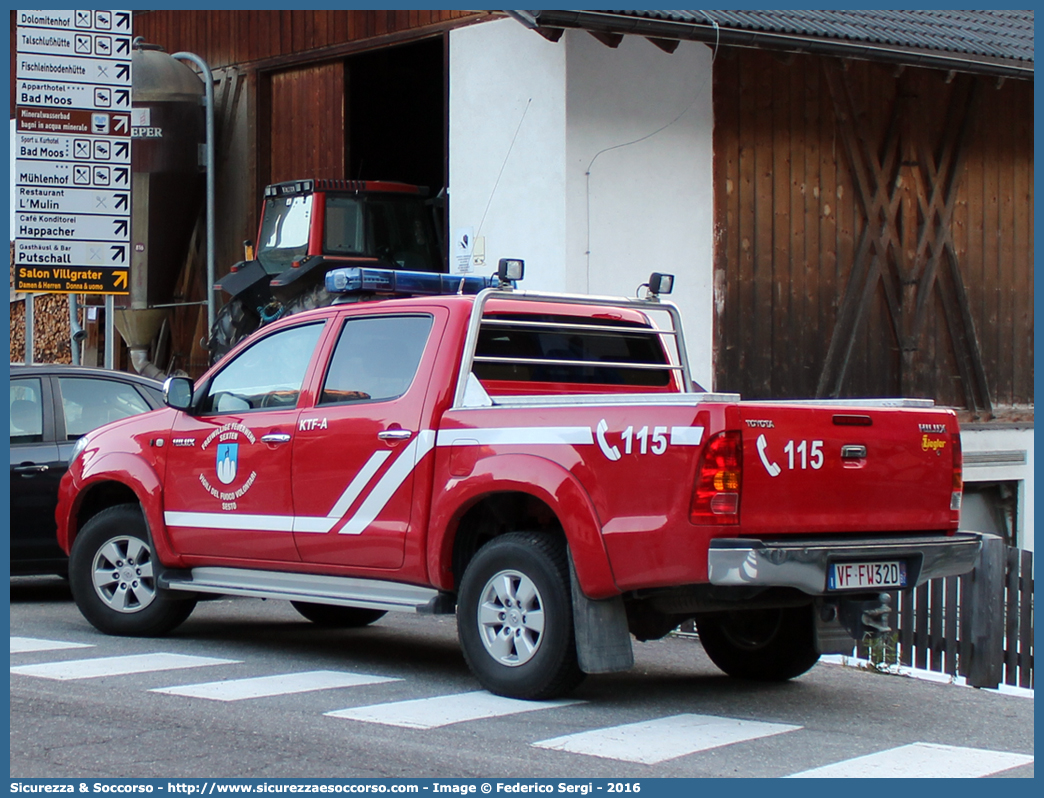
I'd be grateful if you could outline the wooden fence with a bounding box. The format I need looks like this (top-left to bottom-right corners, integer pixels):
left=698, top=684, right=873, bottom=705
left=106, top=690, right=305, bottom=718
left=857, top=536, right=1033, bottom=689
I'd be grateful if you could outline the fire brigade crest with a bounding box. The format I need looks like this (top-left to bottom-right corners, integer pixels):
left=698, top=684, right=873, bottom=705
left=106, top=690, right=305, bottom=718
left=199, top=422, right=258, bottom=507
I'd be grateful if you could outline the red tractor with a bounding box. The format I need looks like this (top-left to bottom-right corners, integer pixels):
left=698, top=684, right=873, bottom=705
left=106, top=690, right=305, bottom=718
left=208, top=178, right=445, bottom=363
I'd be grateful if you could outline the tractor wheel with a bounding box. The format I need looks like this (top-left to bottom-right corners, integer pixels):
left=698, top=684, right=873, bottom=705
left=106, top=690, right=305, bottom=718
left=695, top=605, right=820, bottom=681
left=282, top=284, right=334, bottom=316
left=208, top=298, right=261, bottom=365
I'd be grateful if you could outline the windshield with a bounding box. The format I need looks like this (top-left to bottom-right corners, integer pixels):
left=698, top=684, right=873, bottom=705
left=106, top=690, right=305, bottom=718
left=257, top=194, right=312, bottom=274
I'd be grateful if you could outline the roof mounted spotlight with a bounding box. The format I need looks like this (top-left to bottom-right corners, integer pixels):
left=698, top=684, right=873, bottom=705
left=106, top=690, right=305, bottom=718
left=644, top=272, right=675, bottom=301
left=497, top=258, right=524, bottom=289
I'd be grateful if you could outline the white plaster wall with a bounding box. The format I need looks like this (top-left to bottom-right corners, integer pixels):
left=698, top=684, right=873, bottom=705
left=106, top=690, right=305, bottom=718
left=450, top=19, right=716, bottom=387
left=960, top=426, right=1035, bottom=552
left=448, top=19, right=568, bottom=290
left=563, top=31, right=714, bottom=388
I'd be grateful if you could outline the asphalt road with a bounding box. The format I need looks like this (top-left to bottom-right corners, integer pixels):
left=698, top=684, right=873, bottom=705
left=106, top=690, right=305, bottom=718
left=10, top=576, right=1034, bottom=779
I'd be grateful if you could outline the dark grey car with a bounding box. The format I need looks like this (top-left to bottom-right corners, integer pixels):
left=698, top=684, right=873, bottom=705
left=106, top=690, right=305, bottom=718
left=9, top=364, right=164, bottom=576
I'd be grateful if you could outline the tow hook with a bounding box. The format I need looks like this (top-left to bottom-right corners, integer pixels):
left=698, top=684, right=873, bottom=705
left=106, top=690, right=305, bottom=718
left=814, top=592, right=895, bottom=654
left=861, top=592, right=893, bottom=635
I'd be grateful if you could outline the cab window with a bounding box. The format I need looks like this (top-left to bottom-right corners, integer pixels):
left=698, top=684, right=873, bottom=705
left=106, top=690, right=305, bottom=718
left=320, top=315, right=433, bottom=405
left=200, top=323, right=324, bottom=414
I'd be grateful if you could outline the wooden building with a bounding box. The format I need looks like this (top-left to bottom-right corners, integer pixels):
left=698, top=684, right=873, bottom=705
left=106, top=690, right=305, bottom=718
left=10, top=10, right=1034, bottom=547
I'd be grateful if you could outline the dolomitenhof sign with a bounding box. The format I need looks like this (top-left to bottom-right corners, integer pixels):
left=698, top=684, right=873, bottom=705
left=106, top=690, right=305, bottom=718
left=14, top=9, right=133, bottom=295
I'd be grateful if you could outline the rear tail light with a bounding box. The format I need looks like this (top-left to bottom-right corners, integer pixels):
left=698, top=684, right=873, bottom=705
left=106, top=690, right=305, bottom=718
left=951, top=431, right=963, bottom=513
left=691, top=430, right=742, bottom=524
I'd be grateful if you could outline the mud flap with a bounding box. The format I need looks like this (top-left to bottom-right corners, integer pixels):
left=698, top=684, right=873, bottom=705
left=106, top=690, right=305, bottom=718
left=568, top=555, right=634, bottom=673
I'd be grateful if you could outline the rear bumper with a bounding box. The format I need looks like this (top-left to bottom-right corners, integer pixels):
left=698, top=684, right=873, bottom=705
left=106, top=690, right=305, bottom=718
left=707, top=532, right=982, bottom=595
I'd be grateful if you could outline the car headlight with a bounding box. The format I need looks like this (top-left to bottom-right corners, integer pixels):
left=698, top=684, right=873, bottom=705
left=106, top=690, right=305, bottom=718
left=69, top=434, right=91, bottom=467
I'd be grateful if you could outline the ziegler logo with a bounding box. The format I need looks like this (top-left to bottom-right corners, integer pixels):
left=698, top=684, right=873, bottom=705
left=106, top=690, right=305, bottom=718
left=745, top=419, right=774, bottom=429
left=919, top=423, right=946, bottom=434
left=922, top=435, right=947, bottom=454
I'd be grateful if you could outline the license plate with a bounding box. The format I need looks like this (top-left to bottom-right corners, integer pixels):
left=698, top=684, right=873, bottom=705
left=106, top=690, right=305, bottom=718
left=828, top=560, right=907, bottom=590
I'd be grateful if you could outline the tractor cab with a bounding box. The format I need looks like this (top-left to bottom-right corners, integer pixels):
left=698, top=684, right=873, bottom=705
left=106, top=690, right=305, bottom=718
left=209, top=178, right=444, bottom=363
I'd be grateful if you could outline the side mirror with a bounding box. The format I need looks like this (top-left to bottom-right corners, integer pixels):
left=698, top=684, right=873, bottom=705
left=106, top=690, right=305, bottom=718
left=163, top=376, right=194, bottom=412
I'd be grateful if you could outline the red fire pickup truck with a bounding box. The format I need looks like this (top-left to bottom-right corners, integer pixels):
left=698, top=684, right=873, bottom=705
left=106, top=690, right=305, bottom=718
left=56, top=262, right=980, bottom=699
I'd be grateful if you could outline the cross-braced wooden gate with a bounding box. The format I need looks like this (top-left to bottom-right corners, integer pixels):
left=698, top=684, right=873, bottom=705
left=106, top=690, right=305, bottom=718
left=817, top=61, right=992, bottom=412
left=713, top=51, right=1032, bottom=410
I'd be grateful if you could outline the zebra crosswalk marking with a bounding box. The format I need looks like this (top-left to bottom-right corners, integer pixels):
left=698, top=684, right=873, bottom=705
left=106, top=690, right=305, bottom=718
left=10, top=653, right=239, bottom=681
left=151, top=670, right=400, bottom=701
left=786, top=742, right=1034, bottom=778
left=326, top=690, right=582, bottom=729
left=11, top=637, right=94, bottom=654
left=533, top=713, right=801, bottom=765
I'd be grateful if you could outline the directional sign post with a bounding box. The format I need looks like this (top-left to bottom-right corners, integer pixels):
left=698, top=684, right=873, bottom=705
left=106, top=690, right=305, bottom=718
left=14, top=9, right=133, bottom=295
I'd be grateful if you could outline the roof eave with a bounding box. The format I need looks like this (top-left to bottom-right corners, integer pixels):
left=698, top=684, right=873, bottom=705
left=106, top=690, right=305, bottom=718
left=513, top=10, right=1033, bottom=80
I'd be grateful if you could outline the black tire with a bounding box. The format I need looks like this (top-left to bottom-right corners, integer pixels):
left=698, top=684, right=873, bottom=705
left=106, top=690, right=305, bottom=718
left=208, top=297, right=261, bottom=365
left=457, top=532, right=584, bottom=700
left=282, top=284, right=333, bottom=316
left=290, top=602, right=387, bottom=628
left=68, top=504, right=196, bottom=637
left=695, top=605, right=820, bottom=681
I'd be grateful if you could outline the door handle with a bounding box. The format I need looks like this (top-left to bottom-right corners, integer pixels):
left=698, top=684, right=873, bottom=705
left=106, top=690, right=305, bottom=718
left=260, top=432, right=292, bottom=444
left=377, top=429, right=413, bottom=441
left=13, top=464, right=49, bottom=475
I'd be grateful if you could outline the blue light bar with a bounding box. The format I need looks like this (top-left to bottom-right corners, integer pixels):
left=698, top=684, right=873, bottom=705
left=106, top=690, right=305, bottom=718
left=325, top=267, right=500, bottom=296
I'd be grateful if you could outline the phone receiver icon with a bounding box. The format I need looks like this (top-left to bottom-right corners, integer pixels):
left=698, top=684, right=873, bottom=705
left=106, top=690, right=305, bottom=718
left=757, top=434, right=781, bottom=477
left=596, top=418, right=621, bottom=461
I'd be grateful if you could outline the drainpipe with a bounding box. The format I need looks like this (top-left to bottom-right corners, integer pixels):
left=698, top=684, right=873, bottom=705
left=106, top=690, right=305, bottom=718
left=172, top=51, right=216, bottom=333
left=127, top=346, right=167, bottom=380
left=68, top=295, right=85, bottom=366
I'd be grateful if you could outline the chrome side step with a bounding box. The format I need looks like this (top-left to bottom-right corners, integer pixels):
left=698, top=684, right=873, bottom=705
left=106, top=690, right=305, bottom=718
left=160, top=567, right=454, bottom=614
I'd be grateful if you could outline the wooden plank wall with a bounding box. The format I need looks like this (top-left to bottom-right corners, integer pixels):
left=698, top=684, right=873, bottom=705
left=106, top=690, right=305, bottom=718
left=265, top=62, right=346, bottom=184
left=713, top=49, right=1033, bottom=413
left=131, top=10, right=482, bottom=70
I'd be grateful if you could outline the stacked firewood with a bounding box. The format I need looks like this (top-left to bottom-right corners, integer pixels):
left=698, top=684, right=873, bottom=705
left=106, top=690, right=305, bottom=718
left=10, top=242, right=75, bottom=364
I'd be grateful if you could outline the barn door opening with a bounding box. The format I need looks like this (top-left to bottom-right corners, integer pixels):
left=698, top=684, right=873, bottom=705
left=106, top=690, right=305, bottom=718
left=260, top=35, right=446, bottom=249
left=345, top=36, right=446, bottom=194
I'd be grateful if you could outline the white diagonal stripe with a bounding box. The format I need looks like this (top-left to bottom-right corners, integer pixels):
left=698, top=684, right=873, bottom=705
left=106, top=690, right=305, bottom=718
left=786, top=742, right=1034, bottom=778
left=316, top=450, right=392, bottom=528
left=436, top=427, right=595, bottom=447
left=293, top=450, right=390, bottom=534
left=11, top=653, right=239, bottom=681
left=11, top=637, right=94, bottom=654
left=340, top=430, right=436, bottom=535
left=151, top=670, right=399, bottom=701
left=534, top=713, right=800, bottom=765
left=326, top=690, right=581, bottom=729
